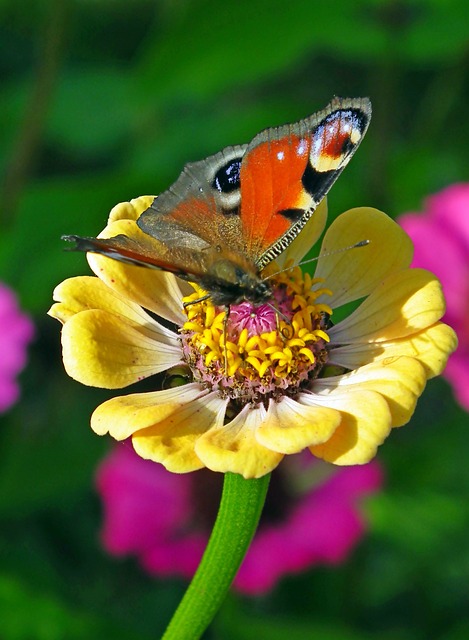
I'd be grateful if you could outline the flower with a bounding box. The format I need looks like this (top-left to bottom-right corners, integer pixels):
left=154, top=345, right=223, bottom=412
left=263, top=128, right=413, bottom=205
left=0, top=282, right=34, bottom=412
left=96, top=443, right=383, bottom=594
left=398, top=183, right=469, bottom=410
left=49, top=196, right=457, bottom=478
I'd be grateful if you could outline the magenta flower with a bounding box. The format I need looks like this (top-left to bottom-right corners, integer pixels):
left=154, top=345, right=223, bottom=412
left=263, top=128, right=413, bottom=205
left=96, top=444, right=382, bottom=594
left=0, top=282, right=34, bottom=412
left=398, top=183, right=468, bottom=410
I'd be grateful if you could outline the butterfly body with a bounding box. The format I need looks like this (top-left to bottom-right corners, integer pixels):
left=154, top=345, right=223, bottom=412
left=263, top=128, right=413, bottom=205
left=64, top=97, right=372, bottom=307
left=196, top=254, right=272, bottom=307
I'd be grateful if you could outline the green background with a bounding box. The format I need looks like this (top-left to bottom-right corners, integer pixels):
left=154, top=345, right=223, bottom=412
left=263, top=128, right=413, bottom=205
left=1, top=0, right=468, bottom=638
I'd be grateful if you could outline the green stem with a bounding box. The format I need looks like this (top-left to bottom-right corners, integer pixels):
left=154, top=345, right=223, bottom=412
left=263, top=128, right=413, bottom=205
left=162, top=472, right=271, bottom=640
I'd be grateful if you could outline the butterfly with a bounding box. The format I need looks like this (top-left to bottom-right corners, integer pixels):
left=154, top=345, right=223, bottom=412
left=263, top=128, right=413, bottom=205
left=64, top=97, right=371, bottom=308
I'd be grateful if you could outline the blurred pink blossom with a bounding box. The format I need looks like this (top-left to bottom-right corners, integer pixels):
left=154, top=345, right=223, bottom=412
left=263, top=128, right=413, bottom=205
left=96, top=444, right=382, bottom=595
left=398, top=183, right=468, bottom=410
left=0, top=282, right=34, bottom=412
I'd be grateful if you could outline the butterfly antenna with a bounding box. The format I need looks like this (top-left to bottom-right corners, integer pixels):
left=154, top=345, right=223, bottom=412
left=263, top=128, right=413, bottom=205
left=263, top=239, right=370, bottom=282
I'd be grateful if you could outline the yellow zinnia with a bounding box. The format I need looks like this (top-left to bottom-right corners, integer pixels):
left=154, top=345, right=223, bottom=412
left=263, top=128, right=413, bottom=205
left=49, top=196, right=457, bottom=478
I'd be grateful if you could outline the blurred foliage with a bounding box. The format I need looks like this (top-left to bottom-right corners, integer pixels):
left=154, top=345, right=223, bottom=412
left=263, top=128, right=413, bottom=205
left=1, top=0, right=468, bottom=638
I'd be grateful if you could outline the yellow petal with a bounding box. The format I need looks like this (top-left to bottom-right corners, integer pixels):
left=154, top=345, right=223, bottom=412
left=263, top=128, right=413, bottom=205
left=315, top=207, right=413, bottom=307
left=329, top=322, right=458, bottom=379
left=49, top=276, right=173, bottom=339
left=88, top=218, right=188, bottom=325
left=314, top=356, right=426, bottom=427
left=305, top=388, right=392, bottom=465
left=91, top=383, right=208, bottom=438
left=61, top=309, right=181, bottom=388
left=330, top=268, right=445, bottom=343
left=195, top=404, right=284, bottom=478
left=132, top=392, right=228, bottom=473
left=274, top=199, right=328, bottom=268
left=108, top=196, right=155, bottom=223
left=255, top=396, right=341, bottom=453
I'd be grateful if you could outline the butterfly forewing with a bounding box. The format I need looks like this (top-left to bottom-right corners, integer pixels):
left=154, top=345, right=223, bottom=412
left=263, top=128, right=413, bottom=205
left=238, top=97, right=372, bottom=270
left=62, top=233, right=213, bottom=280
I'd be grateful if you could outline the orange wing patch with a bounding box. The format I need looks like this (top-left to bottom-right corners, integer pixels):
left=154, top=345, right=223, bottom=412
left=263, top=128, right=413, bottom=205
left=240, top=135, right=313, bottom=257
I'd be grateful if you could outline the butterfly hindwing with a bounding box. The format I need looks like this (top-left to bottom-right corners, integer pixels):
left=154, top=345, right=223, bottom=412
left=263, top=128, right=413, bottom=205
left=137, top=144, right=248, bottom=256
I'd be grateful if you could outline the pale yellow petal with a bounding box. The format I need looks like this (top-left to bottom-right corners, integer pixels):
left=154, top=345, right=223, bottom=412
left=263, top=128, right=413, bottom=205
left=329, top=322, right=458, bottom=379
left=274, top=199, right=328, bottom=269
left=195, top=404, right=284, bottom=478
left=132, top=392, right=228, bottom=473
left=108, top=196, right=155, bottom=223
left=304, top=389, right=392, bottom=465
left=255, top=396, right=340, bottom=453
left=49, top=277, right=176, bottom=345
left=314, top=356, right=426, bottom=427
left=50, top=276, right=137, bottom=325
left=330, top=269, right=445, bottom=343
left=88, top=218, right=187, bottom=325
left=314, top=207, right=413, bottom=307
left=61, top=309, right=182, bottom=388
left=91, top=383, right=208, bottom=438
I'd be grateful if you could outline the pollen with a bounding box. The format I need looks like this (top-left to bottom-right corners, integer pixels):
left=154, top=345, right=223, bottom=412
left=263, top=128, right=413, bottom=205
left=180, top=269, right=332, bottom=403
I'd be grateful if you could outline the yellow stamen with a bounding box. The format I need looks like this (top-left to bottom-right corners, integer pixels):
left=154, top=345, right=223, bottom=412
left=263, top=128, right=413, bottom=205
left=181, top=267, right=332, bottom=385
left=258, top=360, right=272, bottom=378
left=299, top=347, right=316, bottom=363
left=238, top=328, right=249, bottom=349
left=245, top=356, right=262, bottom=371
left=287, top=338, right=307, bottom=348
left=205, top=350, right=220, bottom=366
left=183, top=321, right=204, bottom=333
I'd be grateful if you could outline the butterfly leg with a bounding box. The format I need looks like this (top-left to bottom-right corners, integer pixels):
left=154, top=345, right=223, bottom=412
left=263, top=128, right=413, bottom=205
left=183, top=293, right=211, bottom=308
left=222, top=305, right=230, bottom=375
left=266, top=302, right=291, bottom=342
left=274, top=308, right=286, bottom=345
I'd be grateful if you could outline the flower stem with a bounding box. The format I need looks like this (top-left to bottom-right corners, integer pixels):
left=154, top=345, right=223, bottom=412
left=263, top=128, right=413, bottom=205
left=162, top=472, right=271, bottom=640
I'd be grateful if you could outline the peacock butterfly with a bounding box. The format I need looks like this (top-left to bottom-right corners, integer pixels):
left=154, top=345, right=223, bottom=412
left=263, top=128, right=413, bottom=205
left=64, top=97, right=371, bottom=307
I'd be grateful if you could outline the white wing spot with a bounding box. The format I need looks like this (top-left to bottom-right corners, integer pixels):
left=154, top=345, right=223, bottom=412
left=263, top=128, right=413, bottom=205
left=297, top=139, right=307, bottom=155
left=277, top=151, right=285, bottom=161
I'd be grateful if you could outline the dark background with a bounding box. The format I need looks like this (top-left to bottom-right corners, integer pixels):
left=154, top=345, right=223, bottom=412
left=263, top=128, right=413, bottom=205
left=1, top=1, right=468, bottom=638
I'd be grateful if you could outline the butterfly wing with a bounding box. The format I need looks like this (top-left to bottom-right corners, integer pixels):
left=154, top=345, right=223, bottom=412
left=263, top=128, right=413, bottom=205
left=62, top=231, right=212, bottom=279
left=238, top=97, right=372, bottom=269
left=137, top=144, right=249, bottom=258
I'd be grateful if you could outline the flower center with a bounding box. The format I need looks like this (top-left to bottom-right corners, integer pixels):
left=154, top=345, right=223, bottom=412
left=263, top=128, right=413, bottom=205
left=180, top=266, right=332, bottom=404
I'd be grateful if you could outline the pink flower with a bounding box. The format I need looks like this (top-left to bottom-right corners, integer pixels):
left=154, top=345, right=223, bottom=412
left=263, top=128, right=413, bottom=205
left=96, top=444, right=382, bottom=595
left=398, top=183, right=468, bottom=410
left=0, top=282, right=34, bottom=412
